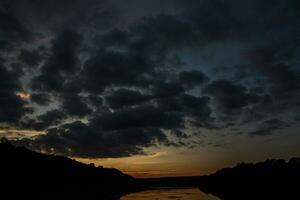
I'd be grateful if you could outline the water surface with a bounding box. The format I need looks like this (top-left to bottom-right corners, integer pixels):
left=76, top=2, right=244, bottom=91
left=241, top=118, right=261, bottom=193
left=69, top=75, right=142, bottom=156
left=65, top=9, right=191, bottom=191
left=121, top=188, right=220, bottom=200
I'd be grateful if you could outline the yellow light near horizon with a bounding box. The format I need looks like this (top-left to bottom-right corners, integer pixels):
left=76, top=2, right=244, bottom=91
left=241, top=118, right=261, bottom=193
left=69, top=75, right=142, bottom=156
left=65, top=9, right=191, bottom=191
left=73, top=149, right=210, bottom=178
left=0, top=129, right=45, bottom=139
left=15, top=91, right=31, bottom=100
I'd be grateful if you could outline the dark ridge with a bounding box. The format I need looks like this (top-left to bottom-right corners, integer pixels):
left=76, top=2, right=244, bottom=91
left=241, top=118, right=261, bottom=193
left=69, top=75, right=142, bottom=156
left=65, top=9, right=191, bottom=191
left=2, top=137, right=299, bottom=199
left=138, top=159, right=300, bottom=199
left=0, top=138, right=144, bottom=199
left=198, top=158, right=300, bottom=200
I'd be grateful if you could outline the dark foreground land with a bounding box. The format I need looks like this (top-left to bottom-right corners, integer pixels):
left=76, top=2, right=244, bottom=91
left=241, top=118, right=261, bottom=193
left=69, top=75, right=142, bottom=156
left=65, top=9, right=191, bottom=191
left=198, top=158, right=300, bottom=200
left=140, top=158, right=300, bottom=199
left=0, top=140, right=143, bottom=199
left=1, top=139, right=299, bottom=200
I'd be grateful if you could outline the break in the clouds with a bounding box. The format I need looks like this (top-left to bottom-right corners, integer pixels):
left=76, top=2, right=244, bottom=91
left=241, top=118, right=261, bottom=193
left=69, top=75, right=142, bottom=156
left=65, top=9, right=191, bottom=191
left=0, top=0, right=299, bottom=158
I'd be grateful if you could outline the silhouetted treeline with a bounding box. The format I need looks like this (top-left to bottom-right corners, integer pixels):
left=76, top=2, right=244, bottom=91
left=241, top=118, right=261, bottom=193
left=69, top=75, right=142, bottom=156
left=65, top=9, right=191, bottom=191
left=198, top=158, right=300, bottom=199
left=139, top=158, right=300, bottom=199
left=2, top=138, right=299, bottom=200
left=0, top=139, right=143, bottom=199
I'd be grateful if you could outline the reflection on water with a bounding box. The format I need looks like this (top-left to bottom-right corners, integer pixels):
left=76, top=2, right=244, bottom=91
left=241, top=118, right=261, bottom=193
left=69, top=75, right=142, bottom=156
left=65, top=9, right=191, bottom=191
left=121, top=188, right=220, bottom=200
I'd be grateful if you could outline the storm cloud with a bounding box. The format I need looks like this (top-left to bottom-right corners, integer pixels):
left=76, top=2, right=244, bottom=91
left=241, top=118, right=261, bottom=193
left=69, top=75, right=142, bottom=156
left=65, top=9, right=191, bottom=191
left=1, top=0, right=299, bottom=158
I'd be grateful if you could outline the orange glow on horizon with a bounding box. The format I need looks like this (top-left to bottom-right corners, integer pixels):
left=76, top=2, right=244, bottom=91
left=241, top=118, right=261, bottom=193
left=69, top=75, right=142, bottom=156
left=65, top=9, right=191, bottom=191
left=15, top=91, right=31, bottom=100
left=0, top=129, right=45, bottom=139
left=73, top=149, right=215, bottom=178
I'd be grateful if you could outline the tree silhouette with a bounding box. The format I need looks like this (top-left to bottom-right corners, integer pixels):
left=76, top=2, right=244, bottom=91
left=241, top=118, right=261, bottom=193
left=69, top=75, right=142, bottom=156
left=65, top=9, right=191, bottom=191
left=0, top=141, right=143, bottom=199
left=198, top=158, right=300, bottom=200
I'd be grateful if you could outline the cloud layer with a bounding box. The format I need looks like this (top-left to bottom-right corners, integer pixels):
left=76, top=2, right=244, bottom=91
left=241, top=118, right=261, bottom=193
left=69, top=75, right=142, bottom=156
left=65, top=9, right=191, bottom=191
left=0, top=0, right=299, bottom=158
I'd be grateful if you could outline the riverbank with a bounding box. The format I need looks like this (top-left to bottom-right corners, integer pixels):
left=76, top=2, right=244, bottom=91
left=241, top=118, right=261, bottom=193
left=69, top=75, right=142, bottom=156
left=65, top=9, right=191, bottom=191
left=0, top=141, right=143, bottom=199
left=198, top=158, right=300, bottom=199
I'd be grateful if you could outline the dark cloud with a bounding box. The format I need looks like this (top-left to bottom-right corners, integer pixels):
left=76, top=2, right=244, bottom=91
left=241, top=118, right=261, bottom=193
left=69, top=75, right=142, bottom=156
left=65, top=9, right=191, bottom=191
left=80, top=49, right=154, bottom=93
left=178, top=0, right=300, bottom=43
left=37, top=109, right=66, bottom=127
left=0, top=0, right=299, bottom=157
left=249, top=118, right=290, bottom=136
left=30, top=93, right=51, bottom=106
left=0, top=64, right=31, bottom=123
left=17, top=47, right=45, bottom=68
left=15, top=121, right=168, bottom=158
left=171, top=129, right=189, bottom=139
left=152, top=80, right=185, bottom=98
left=0, top=11, right=33, bottom=51
left=221, top=37, right=300, bottom=130
left=0, top=0, right=120, bottom=33
left=203, top=79, right=259, bottom=114
left=131, top=14, right=195, bottom=49
left=31, top=30, right=82, bottom=92
left=157, top=94, right=212, bottom=127
left=0, top=64, right=21, bottom=92
left=61, top=94, right=92, bottom=118
left=0, top=92, right=31, bottom=123
left=179, top=70, right=209, bottom=89
left=179, top=0, right=234, bottom=43
left=86, top=94, right=103, bottom=108
left=264, top=64, right=299, bottom=99
left=180, top=95, right=212, bottom=122
left=21, top=109, right=66, bottom=130
left=106, top=89, right=151, bottom=109
left=98, top=28, right=130, bottom=48
left=90, top=104, right=184, bottom=131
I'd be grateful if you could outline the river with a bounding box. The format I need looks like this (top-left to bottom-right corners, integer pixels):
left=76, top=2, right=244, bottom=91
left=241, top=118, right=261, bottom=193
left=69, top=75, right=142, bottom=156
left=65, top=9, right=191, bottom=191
left=121, top=187, right=220, bottom=200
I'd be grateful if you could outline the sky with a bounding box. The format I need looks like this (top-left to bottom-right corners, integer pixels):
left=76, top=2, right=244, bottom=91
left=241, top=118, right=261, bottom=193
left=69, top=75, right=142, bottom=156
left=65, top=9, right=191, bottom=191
left=0, top=0, right=300, bottom=177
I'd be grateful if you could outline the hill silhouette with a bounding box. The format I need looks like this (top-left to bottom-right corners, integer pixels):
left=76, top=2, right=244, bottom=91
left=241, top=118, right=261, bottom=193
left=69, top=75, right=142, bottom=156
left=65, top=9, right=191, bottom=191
left=2, top=138, right=300, bottom=199
left=139, top=158, right=300, bottom=199
left=198, top=158, right=300, bottom=199
left=0, top=138, right=143, bottom=199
